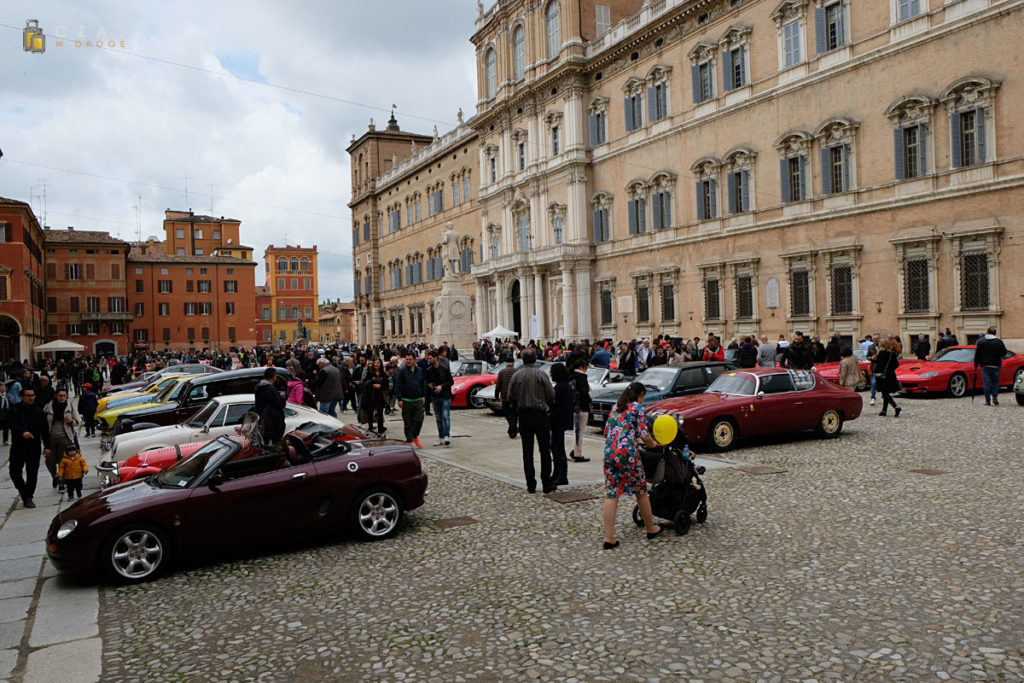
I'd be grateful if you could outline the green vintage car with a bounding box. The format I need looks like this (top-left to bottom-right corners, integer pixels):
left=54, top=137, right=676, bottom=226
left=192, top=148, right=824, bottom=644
left=95, top=376, right=192, bottom=432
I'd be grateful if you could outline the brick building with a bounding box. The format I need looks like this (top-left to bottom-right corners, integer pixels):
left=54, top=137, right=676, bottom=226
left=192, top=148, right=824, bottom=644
left=163, top=210, right=244, bottom=258
left=254, top=285, right=272, bottom=345
left=261, top=245, right=320, bottom=343
left=0, top=198, right=46, bottom=363
left=42, top=228, right=131, bottom=356
left=318, top=300, right=356, bottom=344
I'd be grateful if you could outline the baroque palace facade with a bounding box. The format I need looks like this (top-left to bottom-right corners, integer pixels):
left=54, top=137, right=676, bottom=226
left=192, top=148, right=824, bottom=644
left=352, top=0, right=1024, bottom=349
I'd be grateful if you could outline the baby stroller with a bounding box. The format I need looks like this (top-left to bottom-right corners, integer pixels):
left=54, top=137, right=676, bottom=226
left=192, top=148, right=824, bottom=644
left=632, top=445, right=708, bottom=535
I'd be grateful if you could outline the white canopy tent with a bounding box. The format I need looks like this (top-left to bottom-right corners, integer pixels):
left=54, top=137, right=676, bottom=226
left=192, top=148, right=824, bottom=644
left=33, top=339, right=86, bottom=353
left=480, top=325, right=519, bottom=341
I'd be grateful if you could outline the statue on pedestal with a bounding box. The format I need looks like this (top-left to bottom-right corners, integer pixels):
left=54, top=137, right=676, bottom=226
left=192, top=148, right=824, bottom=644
left=441, top=222, right=460, bottom=279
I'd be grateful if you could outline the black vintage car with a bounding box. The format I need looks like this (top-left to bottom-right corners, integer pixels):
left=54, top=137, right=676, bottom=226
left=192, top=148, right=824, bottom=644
left=101, top=367, right=292, bottom=448
left=588, top=362, right=736, bottom=426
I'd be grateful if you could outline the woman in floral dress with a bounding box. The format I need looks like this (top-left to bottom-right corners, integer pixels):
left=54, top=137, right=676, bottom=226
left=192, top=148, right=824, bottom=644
left=602, top=382, right=664, bottom=549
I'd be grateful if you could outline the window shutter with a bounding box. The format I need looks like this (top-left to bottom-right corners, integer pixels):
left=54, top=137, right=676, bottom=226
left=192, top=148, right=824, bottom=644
left=842, top=145, right=851, bottom=191
left=727, top=174, right=738, bottom=214
left=916, top=123, right=927, bottom=174
left=64, top=263, right=70, bottom=280
left=627, top=200, right=637, bottom=235
left=588, top=114, right=598, bottom=146
left=950, top=112, right=962, bottom=168
left=740, top=171, right=750, bottom=211
left=709, top=179, right=717, bottom=218
left=647, top=86, right=656, bottom=122
left=696, top=181, right=706, bottom=220
left=624, top=97, right=633, bottom=132
left=975, top=106, right=986, bottom=163
left=663, top=194, right=671, bottom=227
left=638, top=198, right=646, bottom=233
left=797, top=155, right=807, bottom=200
left=722, top=49, right=733, bottom=92
left=836, top=4, right=846, bottom=46
left=652, top=193, right=662, bottom=230
left=814, top=6, right=827, bottom=54
left=592, top=210, right=601, bottom=242
left=691, top=65, right=701, bottom=104
left=780, top=159, right=790, bottom=203
left=894, top=128, right=906, bottom=179
left=46, top=262, right=57, bottom=280
left=820, top=146, right=832, bottom=195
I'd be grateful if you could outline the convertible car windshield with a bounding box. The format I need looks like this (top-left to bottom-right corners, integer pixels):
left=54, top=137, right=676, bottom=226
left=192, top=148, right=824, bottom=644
left=707, top=372, right=757, bottom=396
left=155, top=439, right=234, bottom=488
left=186, top=401, right=220, bottom=429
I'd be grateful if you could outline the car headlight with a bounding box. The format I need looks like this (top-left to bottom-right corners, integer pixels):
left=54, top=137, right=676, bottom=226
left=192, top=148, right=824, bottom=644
left=920, top=372, right=940, bottom=378
left=56, top=520, right=77, bottom=540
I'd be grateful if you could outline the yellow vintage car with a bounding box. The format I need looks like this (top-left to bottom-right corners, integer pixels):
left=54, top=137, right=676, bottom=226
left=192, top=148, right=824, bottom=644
left=96, top=375, right=185, bottom=413
left=95, top=376, right=192, bottom=431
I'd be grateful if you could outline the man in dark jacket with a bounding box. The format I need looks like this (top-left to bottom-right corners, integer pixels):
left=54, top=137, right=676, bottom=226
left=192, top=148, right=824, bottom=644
left=569, top=360, right=591, bottom=463
left=494, top=355, right=519, bottom=438
left=783, top=332, right=814, bottom=370
left=9, top=387, right=50, bottom=508
left=824, top=332, right=843, bottom=363
left=315, top=358, right=343, bottom=417
left=254, top=368, right=286, bottom=446
left=914, top=333, right=932, bottom=361
left=974, top=327, right=1007, bottom=406
left=507, top=350, right=556, bottom=493
left=394, top=352, right=427, bottom=447
left=737, top=336, right=758, bottom=368
left=424, top=350, right=454, bottom=446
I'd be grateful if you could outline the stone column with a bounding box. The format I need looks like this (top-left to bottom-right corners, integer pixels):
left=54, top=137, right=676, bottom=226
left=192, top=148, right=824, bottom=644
left=518, top=269, right=532, bottom=340
left=371, top=306, right=383, bottom=341
left=564, top=87, right=584, bottom=152
left=495, top=276, right=506, bottom=329
left=575, top=265, right=593, bottom=339
left=567, top=168, right=587, bottom=243
left=562, top=267, right=574, bottom=340
left=533, top=269, right=546, bottom=340
left=474, top=280, right=486, bottom=338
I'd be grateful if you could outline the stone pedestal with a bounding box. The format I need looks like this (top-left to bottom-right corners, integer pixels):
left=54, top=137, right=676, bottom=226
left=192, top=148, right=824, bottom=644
left=432, top=279, right=475, bottom=351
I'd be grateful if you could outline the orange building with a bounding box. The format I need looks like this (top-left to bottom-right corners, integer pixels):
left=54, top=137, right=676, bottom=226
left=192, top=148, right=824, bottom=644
left=254, top=285, right=272, bottom=345
left=0, top=197, right=45, bottom=363
left=163, top=210, right=244, bottom=258
left=42, top=228, right=131, bottom=357
left=262, top=245, right=319, bottom=343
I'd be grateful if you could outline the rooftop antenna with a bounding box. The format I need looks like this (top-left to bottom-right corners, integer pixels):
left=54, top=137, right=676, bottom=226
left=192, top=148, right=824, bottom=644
left=37, top=178, right=48, bottom=226
left=131, top=194, right=142, bottom=242
left=178, top=176, right=193, bottom=210
left=208, top=184, right=216, bottom=215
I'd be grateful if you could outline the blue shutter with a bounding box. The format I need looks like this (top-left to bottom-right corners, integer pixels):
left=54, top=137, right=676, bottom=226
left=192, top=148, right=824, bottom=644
left=708, top=180, right=717, bottom=218
left=696, top=181, right=705, bottom=220
left=352, top=228, right=358, bottom=246
left=815, top=6, right=827, bottom=54
left=737, top=49, right=745, bottom=87
left=780, top=159, right=790, bottom=203
left=427, top=259, right=433, bottom=281
left=975, top=106, right=986, bottom=163
left=837, top=4, right=846, bottom=46
left=592, top=210, right=601, bottom=242
left=647, top=86, right=656, bottom=122
left=727, top=173, right=738, bottom=214
left=798, top=155, right=806, bottom=200
left=691, top=65, right=701, bottom=104
left=722, top=49, right=733, bottom=92
left=638, top=198, right=646, bottom=233
left=821, top=146, right=832, bottom=195
left=740, top=171, right=750, bottom=211
left=917, top=123, right=927, bottom=174
left=588, top=114, right=598, bottom=146
left=624, top=97, right=633, bottom=132
left=663, top=193, right=671, bottom=227
left=627, top=200, right=637, bottom=235
left=950, top=112, right=962, bottom=168
left=842, top=145, right=851, bottom=191
left=894, top=127, right=905, bottom=179
left=652, top=193, right=662, bottom=230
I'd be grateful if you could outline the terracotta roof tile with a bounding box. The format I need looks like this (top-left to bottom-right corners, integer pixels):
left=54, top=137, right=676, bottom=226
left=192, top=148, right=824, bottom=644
left=43, top=228, right=129, bottom=245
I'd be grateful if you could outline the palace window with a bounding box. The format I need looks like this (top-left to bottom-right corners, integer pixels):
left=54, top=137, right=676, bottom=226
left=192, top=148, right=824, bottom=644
left=703, top=276, right=721, bottom=320
left=623, top=78, right=644, bottom=132
left=545, top=1, right=560, bottom=59
left=485, top=48, right=496, bottom=98
left=943, top=77, right=998, bottom=170
left=591, top=193, right=612, bottom=243
left=817, top=119, right=857, bottom=194
left=815, top=1, right=847, bottom=53
left=636, top=282, right=650, bottom=323
left=961, top=254, right=988, bottom=310
left=660, top=280, right=676, bottom=321
left=719, top=26, right=751, bottom=92
left=599, top=289, right=613, bottom=326
left=513, top=25, right=525, bottom=80
left=790, top=270, right=810, bottom=317
left=588, top=98, right=608, bottom=147
left=905, top=259, right=929, bottom=312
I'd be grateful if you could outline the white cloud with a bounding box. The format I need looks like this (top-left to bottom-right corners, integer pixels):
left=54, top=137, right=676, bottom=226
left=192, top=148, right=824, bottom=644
left=0, top=0, right=479, bottom=300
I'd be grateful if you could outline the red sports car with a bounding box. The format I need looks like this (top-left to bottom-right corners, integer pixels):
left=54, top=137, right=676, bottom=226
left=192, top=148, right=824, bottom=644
left=47, top=424, right=425, bottom=583
left=896, top=345, right=1024, bottom=397
left=448, top=360, right=496, bottom=408
left=645, top=368, right=863, bottom=452
left=814, top=348, right=907, bottom=391
left=104, top=422, right=381, bottom=487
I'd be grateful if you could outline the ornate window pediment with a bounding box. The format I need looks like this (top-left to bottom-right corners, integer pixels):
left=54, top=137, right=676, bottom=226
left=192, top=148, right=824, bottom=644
left=770, top=0, right=808, bottom=26
left=688, top=43, right=717, bottom=65
left=625, top=179, right=649, bottom=199
left=646, top=64, right=672, bottom=84
left=649, top=171, right=676, bottom=191
left=719, top=25, right=752, bottom=49
left=774, top=130, right=813, bottom=156
left=588, top=96, right=609, bottom=115
left=885, top=95, right=934, bottom=126
left=690, top=157, right=722, bottom=179
left=815, top=117, right=858, bottom=145
left=940, top=76, right=1000, bottom=112
left=622, top=76, right=645, bottom=96
left=724, top=146, right=757, bottom=171
left=591, top=191, right=613, bottom=210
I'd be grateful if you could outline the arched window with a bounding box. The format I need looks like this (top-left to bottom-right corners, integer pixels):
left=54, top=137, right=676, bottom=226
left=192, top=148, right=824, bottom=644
left=299, top=257, right=310, bottom=273
left=485, top=48, right=497, bottom=98
left=277, top=257, right=287, bottom=272
left=545, top=2, right=560, bottom=60
left=289, top=257, right=299, bottom=272
left=513, top=25, right=525, bottom=81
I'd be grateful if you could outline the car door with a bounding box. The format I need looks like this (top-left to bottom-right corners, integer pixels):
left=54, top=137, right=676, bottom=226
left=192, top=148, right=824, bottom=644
left=752, top=373, right=799, bottom=434
left=672, top=367, right=709, bottom=397
left=998, top=351, right=1018, bottom=386
left=185, top=456, right=318, bottom=550
left=208, top=403, right=253, bottom=440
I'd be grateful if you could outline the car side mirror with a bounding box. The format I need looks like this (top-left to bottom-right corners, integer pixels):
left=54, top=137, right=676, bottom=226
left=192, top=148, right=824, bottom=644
left=756, top=391, right=765, bottom=398
left=201, top=425, right=210, bottom=433
left=207, top=471, right=225, bottom=488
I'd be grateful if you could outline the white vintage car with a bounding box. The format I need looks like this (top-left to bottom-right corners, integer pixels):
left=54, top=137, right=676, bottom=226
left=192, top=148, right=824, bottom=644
left=100, top=393, right=345, bottom=468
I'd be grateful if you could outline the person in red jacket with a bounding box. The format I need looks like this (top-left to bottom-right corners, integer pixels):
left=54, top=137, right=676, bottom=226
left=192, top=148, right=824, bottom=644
left=701, top=334, right=724, bottom=361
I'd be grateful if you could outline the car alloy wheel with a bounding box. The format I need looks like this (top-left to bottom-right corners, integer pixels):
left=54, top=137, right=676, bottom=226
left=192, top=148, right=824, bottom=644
left=708, top=418, right=736, bottom=451
left=948, top=372, right=967, bottom=398
left=467, top=386, right=484, bottom=409
left=352, top=488, right=402, bottom=540
left=106, top=526, right=167, bottom=583
left=816, top=409, right=843, bottom=438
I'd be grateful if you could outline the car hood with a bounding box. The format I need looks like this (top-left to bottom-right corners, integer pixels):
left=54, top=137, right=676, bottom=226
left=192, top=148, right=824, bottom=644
left=647, top=392, right=734, bottom=415
left=100, top=400, right=165, bottom=419
left=590, top=381, right=633, bottom=401
left=114, top=423, right=189, bottom=452
left=897, top=360, right=957, bottom=376
left=64, top=478, right=171, bottom=520
left=453, top=375, right=495, bottom=389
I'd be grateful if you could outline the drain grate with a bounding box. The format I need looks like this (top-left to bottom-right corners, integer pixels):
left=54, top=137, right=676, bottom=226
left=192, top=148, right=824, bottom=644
left=436, top=516, right=479, bottom=529
left=545, top=490, right=601, bottom=504
left=738, top=465, right=787, bottom=475
left=909, top=468, right=948, bottom=476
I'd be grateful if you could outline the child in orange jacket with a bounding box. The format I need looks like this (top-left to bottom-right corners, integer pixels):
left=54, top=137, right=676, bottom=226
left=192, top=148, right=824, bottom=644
left=57, top=446, right=89, bottom=501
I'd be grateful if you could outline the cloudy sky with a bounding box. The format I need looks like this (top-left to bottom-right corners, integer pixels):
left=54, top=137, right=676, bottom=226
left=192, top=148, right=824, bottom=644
left=0, top=1, right=481, bottom=300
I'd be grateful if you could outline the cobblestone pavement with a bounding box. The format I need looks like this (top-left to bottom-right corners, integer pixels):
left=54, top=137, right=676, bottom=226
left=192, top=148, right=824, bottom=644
left=99, top=396, right=1022, bottom=681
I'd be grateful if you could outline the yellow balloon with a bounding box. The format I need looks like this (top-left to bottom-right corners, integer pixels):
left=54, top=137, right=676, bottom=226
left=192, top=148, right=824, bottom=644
left=652, top=414, right=678, bottom=445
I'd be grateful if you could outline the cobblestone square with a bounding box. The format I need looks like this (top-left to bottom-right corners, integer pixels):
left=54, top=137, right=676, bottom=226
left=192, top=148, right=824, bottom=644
left=96, top=396, right=1022, bottom=682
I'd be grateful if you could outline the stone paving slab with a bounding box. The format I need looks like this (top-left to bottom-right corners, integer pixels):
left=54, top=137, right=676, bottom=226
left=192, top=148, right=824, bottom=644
left=0, top=599, right=31, bottom=626
left=28, top=574, right=99, bottom=650
left=0, top=558, right=42, bottom=584
left=0, top=622, right=23, bottom=650
left=0, top=544, right=44, bottom=563
left=24, top=637, right=102, bottom=683
left=0, top=581, right=35, bottom=602
left=0, top=649, right=15, bottom=680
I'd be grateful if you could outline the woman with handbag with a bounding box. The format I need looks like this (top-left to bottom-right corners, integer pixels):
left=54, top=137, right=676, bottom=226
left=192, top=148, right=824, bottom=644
left=873, top=339, right=902, bottom=417
left=43, top=387, right=82, bottom=490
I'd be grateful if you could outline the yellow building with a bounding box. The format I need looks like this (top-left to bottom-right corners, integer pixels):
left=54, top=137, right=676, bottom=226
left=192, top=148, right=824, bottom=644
left=262, top=245, right=320, bottom=342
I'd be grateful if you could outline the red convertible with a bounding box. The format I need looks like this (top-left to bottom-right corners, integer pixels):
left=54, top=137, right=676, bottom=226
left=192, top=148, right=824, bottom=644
left=645, top=368, right=863, bottom=451
left=895, top=345, right=1024, bottom=397
left=47, top=423, right=426, bottom=583
left=104, top=422, right=380, bottom=488
left=450, top=359, right=500, bottom=408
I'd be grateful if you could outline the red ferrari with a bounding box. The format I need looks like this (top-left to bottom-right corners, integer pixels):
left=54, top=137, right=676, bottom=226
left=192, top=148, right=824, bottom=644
left=645, top=368, right=863, bottom=452
left=896, top=345, right=1024, bottom=397
left=814, top=348, right=907, bottom=391
left=449, top=359, right=496, bottom=408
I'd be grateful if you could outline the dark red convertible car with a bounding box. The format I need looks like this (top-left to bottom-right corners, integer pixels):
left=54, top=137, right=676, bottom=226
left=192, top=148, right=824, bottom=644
left=46, top=426, right=427, bottom=583
left=645, top=368, right=863, bottom=451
